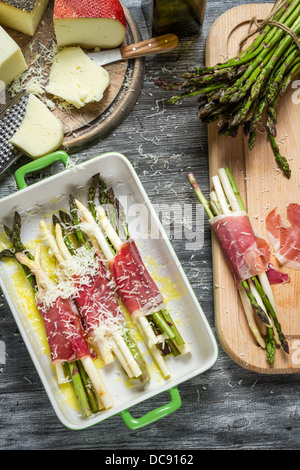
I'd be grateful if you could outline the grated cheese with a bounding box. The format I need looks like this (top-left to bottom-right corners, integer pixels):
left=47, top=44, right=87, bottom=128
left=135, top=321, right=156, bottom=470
left=8, top=40, right=58, bottom=98
left=37, top=244, right=125, bottom=341
left=38, top=245, right=100, bottom=309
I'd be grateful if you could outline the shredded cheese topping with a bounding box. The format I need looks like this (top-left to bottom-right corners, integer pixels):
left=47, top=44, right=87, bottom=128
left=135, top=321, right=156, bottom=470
left=37, top=245, right=124, bottom=341
left=38, top=245, right=100, bottom=309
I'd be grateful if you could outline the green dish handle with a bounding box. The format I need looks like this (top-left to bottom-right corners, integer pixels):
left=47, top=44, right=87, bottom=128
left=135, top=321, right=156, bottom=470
left=14, top=151, right=70, bottom=190
left=119, top=387, right=181, bottom=430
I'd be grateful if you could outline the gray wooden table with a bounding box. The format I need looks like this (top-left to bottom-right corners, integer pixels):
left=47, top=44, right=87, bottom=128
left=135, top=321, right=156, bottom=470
left=1, top=0, right=299, bottom=451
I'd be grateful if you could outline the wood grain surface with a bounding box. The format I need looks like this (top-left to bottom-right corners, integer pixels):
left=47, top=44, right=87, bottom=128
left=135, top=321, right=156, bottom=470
left=3, top=1, right=145, bottom=154
left=206, top=3, right=300, bottom=373
left=1, top=0, right=300, bottom=452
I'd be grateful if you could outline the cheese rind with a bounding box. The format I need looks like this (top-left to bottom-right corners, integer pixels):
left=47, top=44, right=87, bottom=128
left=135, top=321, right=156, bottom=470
left=46, top=47, right=110, bottom=109
left=53, top=0, right=126, bottom=49
left=0, top=0, right=49, bottom=36
left=9, top=94, right=64, bottom=159
left=0, top=26, right=27, bottom=86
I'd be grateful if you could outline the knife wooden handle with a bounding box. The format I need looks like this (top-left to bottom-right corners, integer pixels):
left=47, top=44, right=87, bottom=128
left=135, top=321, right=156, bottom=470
left=120, top=34, right=179, bottom=60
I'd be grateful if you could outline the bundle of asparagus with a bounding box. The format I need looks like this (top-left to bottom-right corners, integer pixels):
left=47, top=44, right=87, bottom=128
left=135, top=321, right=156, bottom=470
left=71, top=173, right=189, bottom=379
left=39, top=211, right=150, bottom=385
left=156, top=0, right=300, bottom=178
left=0, top=212, right=112, bottom=418
left=187, top=168, right=288, bottom=365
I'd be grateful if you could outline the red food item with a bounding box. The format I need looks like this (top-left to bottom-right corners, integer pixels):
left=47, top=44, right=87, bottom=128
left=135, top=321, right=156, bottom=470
left=265, top=264, right=290, bottom=284
left=75, top=258, right=122, bottom=336
left=53, top=0, right=126, bottom=25
left=37, top=297, right=91, bottom=364
left=210, top=212, right=267, bottom=285
left=109, top=240, right=164, bottom=316
left=266, top=203, right=300, bottom=270
left=255, top=234, right=290, bottom=284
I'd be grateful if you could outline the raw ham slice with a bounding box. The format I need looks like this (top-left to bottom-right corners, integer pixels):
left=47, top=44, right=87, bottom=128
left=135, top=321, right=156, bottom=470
left=37, top=297, right=91, bottom=364
left=210, top=211, right=267, bottom=285
left=109, top=239, right=164, bottom=316
left=255, top=234, right=290, bottom=285
left=266, top=203, right=300, bottom=270
left=75, top=257, right=122, bottom=337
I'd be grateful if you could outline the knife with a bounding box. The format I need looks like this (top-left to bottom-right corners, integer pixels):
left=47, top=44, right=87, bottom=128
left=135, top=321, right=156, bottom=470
left=87, top=34, right=179, bottom=66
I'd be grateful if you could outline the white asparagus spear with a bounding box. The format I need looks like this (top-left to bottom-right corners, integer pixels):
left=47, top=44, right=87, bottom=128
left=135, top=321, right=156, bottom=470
left=40, top=219, right=65, bottom=265
left=248, top=279, right=272, bottom=328
left=217, top=168, right=241, bottom=212
left=238, top=286, right=266, bottom=349
left=74, top=199, right=114, bottom=261
left=96, top=205, right=122, bottom=251
left=211, top=175, right=231, bottom=214
left=80, top=356, right=113, bottom=409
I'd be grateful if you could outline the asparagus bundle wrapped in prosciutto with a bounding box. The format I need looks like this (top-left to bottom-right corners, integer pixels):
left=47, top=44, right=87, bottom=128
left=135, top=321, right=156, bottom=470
left=188, top=168, right=289, bottom=364
left=0, top=213, right=113, bottom=417
left=72, top=174, right=190, bottom=378
left=39, top=216, right=148, bottom=383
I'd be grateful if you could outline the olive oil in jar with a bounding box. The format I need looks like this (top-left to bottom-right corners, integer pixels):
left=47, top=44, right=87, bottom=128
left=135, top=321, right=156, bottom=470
left=142, top=0, right=207, bottom=37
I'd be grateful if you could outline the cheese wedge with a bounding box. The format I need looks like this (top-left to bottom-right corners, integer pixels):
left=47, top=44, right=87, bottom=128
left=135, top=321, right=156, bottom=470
left=0, top=0, right=49, bottom=36
left=9, top=94, right=64, bottom=159
left=53, top=0, right=126, bottom=49
left=46, top=47, right=110, bottom=109
left=0, top=26, right=27, bottom=86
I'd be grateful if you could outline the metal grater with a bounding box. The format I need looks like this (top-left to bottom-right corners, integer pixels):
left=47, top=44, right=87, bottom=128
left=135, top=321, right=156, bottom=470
left=0, top=91, right=29, bottom=176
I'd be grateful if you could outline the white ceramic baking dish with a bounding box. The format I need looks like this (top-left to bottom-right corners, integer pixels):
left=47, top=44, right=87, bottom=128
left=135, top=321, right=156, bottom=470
left=0, top=150, right=218, bottom=430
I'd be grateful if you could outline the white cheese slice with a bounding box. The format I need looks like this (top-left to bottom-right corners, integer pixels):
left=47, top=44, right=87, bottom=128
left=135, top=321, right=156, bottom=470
left=0, top=0, right=49, bottom=36
left=0, top=26, right=27, bottom=86
left=9, top=94, right=64, bottom=159
left=46, top=47, right=110, bottom=109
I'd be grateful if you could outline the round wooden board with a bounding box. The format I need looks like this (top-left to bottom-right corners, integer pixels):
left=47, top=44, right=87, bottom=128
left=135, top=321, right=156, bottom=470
left=5, top=1, right=145, bottom=154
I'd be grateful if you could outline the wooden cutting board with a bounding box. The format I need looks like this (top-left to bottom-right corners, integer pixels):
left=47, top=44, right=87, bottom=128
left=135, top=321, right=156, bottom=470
left=206, top=3, right=300, bottom=373
left=2, top=1, right=144, bottom=154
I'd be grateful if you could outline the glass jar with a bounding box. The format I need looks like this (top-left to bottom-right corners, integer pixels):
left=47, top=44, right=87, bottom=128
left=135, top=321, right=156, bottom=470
left=142, top=0, right=207, bottom=37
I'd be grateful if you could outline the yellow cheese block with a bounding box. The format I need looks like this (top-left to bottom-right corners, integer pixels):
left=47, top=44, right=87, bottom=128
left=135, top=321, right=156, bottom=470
left=53, top=0, right=127, bottom=49
left=9, top=94, right=64, bottom=159
left=0, top=26, right=27, bottom=86
left=46, top=47, right=110, bottom=109
left=0, top=0, right=49, bottom=36
left=54, top=17, right=127, bottom=49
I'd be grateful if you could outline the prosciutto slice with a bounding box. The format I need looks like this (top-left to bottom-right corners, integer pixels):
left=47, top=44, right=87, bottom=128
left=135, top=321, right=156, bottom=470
left=109, top=239, right=164, bottom=317
left=75, top=257, right=122, bottom=337
left=255, top=234, right=290, bottom=284
left=37, top=297, right=91, bottom=365
left=266, top=203, right=300, bottom=270
left=210, top=211, right=267, bottom=285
